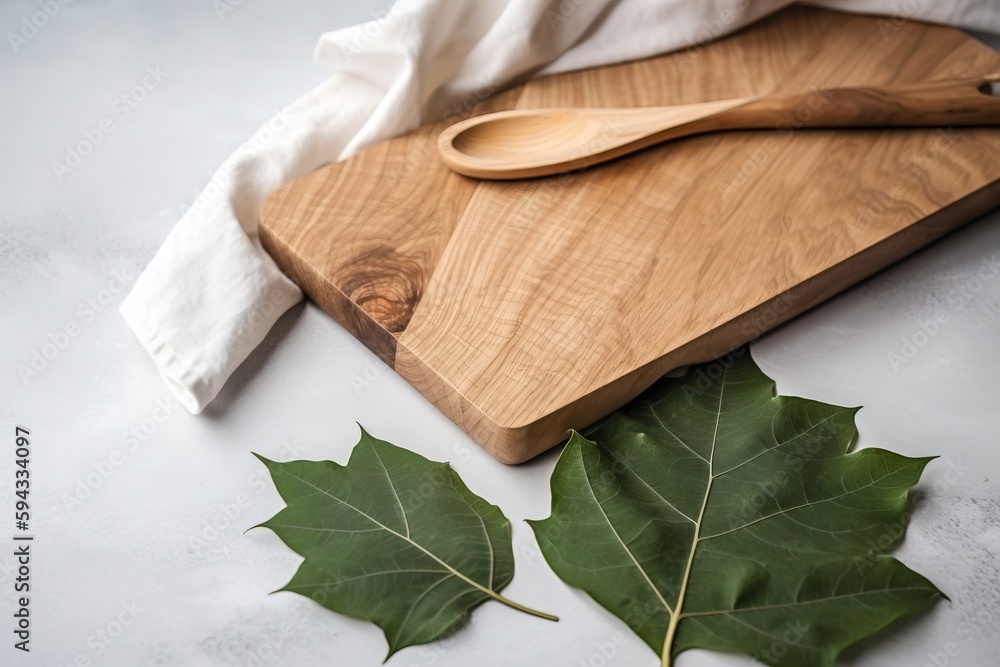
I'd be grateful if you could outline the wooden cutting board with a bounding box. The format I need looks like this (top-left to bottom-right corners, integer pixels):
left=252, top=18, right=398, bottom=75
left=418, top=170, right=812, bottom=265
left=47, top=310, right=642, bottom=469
left=260, top=6, right=1000, bottom=463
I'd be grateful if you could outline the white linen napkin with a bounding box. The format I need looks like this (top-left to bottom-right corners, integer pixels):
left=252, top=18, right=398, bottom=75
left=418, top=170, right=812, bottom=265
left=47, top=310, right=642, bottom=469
left=120, top=0, right=1000, bottom=414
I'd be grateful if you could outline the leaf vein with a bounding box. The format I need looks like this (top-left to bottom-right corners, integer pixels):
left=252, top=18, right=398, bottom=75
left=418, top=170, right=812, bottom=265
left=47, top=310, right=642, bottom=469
left=581, top=455, right=674, bottom=615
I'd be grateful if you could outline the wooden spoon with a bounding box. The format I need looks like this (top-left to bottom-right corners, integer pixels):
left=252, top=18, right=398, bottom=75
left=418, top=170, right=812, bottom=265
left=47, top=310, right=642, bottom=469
left=438, top=74, right=1000, bottom=180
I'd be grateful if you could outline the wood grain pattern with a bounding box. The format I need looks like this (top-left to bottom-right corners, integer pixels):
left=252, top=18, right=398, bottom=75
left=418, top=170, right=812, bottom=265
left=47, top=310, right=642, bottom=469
left=260, top=6, right=1000, bottom=463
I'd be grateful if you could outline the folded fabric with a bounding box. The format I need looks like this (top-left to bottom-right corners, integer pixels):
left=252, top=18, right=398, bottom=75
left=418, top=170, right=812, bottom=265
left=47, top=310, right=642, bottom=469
left=120, top=0, right=1000, bottom=414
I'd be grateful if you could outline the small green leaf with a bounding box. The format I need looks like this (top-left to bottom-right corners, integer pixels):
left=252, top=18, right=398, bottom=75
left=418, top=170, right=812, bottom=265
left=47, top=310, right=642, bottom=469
left=529, top=350, right=941, bottom=667
left=253, top=426, right=556, bottom=658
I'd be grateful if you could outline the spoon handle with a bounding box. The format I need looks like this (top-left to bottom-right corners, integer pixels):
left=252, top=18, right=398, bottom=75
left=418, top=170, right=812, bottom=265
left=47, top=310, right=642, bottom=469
left=721, top=74, right=1000, bottom=131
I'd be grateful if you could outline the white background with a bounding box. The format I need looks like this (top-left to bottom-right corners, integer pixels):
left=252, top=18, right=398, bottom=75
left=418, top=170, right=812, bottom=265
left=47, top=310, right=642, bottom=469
left=1, top=1, right=999, bottom=666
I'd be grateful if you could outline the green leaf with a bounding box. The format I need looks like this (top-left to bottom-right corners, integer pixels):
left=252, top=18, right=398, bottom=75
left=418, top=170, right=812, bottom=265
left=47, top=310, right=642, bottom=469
left=253, top=426, right=556, bottom=658
left=529, top=350, right=941, bottom=667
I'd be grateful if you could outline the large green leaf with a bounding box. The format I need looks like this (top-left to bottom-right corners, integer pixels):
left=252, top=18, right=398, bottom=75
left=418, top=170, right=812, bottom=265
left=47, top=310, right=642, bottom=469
left=529, top=350, right=941, bottom=667
left=253, top=427, right=556, bottom=658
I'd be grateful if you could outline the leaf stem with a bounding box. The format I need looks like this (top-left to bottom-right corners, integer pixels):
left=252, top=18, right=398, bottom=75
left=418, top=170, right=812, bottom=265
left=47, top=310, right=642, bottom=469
left=662, top=618, right=676, bottom=667
left=491, top=592, right=559, bottom=621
